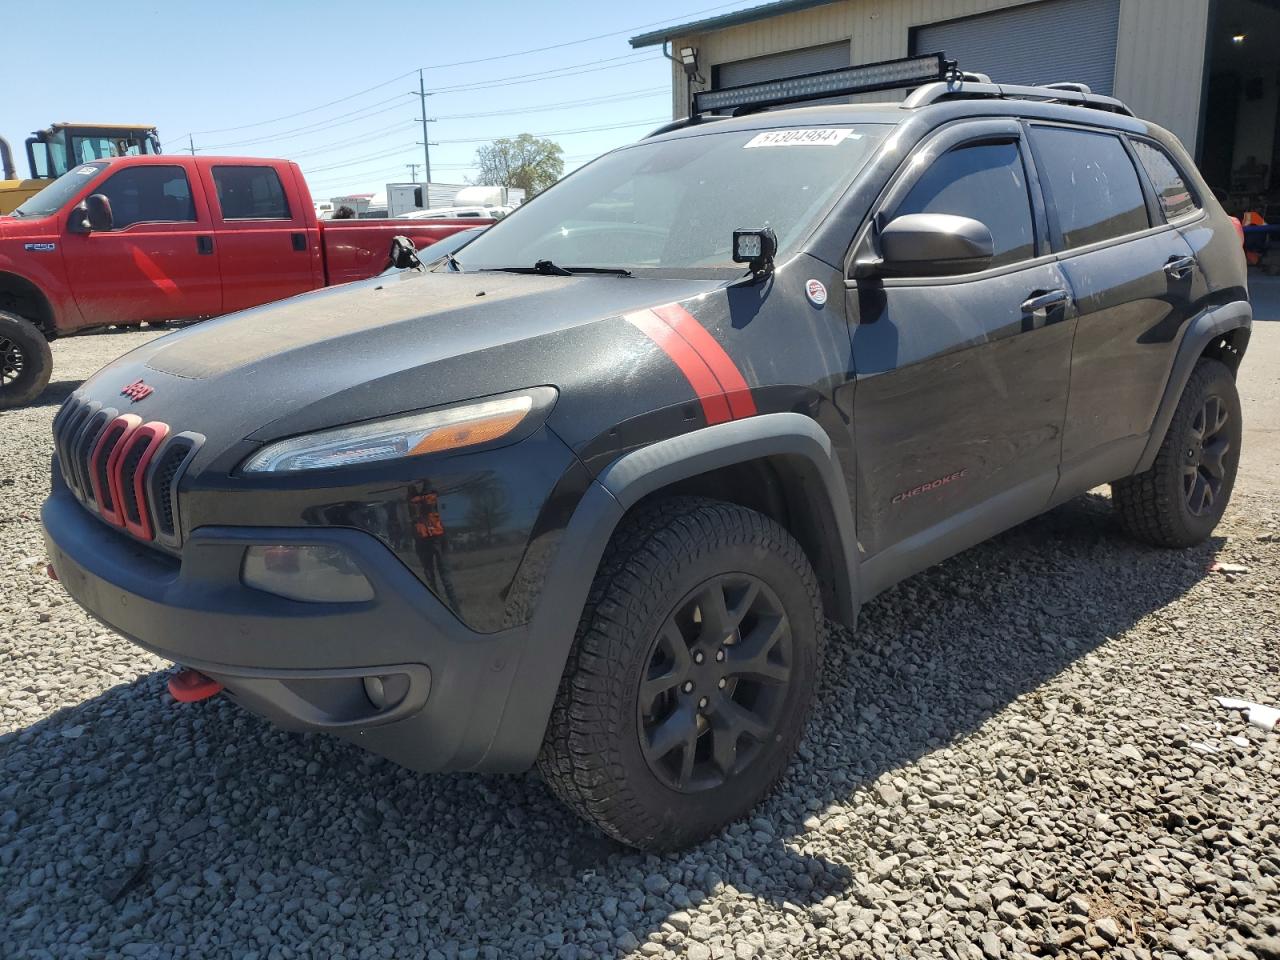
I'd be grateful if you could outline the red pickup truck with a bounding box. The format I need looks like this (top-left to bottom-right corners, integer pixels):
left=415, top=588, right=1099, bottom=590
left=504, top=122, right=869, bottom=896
left=0, top=155, right=489, bottom=407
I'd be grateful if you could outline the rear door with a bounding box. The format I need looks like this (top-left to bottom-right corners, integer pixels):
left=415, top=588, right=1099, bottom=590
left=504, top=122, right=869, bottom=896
left=1026, top=123, right=1200, bottom=489
left=199, top=163, right=322, bottom=313
left=848, top=119, right=1074, bottom=573
left=62, top=162, right=222, bottom=325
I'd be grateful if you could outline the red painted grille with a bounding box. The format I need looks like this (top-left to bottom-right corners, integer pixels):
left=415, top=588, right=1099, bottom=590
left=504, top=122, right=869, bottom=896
left=52, top=397, right=202, bottom=548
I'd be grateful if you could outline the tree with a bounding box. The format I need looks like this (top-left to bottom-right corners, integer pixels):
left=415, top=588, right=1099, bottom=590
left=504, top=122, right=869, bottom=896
left=474, top=134, right=564, bottom=195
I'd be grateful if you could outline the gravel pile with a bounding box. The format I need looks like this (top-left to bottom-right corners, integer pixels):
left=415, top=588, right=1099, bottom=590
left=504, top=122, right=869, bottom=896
left=2, top=328, right=1278, bottom=960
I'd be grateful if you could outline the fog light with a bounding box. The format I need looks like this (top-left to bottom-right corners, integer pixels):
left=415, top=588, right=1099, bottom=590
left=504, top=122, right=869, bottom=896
left=242, top=545, right=374, bottom=603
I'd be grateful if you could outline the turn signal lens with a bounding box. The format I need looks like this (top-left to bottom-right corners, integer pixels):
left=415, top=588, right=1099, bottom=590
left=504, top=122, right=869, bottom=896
left=241, top=389, right=553, bottom=473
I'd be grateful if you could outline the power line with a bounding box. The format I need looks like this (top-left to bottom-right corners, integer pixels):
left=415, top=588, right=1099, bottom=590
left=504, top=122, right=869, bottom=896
left=199, top=95, right=411, bottom=150
left=429, top=51, right=654, bottom=93
left=189, top=71, right=418, bottom=136
left=183, top=3, right=739, bottom=142
left=433, top=87, right=667, bottom=121
left=433, top=116, right=667, bottom=145
left=415, top=2, right=741, bottom=70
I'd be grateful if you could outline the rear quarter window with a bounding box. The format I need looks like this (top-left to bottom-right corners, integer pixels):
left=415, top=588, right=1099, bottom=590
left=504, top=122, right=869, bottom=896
left=1131, top=139, right=1198, bottom=220
left=1030, top=126, right=1149, bottom=250
left=212, top=166, right=292, bottom=220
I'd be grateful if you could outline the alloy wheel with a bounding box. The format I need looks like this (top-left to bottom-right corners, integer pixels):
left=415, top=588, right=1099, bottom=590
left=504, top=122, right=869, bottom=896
left=637, top=574, right=793, bottom=793
left=1183, top=394, right=1231, bottom=516
left=0, top=335, right=24, bottom=385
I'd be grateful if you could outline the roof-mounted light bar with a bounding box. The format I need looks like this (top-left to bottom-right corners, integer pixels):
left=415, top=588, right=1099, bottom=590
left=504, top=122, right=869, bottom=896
left=693, top=52, right=949, bottom=117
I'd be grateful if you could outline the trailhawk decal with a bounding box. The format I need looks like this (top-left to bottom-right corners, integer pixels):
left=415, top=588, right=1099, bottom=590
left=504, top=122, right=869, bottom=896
left=623, top=303, right=757, bottom=425
left=892, top=469, right=968, bottom=504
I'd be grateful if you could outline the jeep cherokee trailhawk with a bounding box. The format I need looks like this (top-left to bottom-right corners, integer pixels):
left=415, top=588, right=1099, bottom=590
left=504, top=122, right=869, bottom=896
left=43, top=60, right=1250, bottom=849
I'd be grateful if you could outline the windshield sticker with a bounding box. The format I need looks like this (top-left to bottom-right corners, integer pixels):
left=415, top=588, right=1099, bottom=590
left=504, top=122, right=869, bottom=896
left=744, top=129, right=859, bottom=148
left=75, top=166, right=98, bottom=175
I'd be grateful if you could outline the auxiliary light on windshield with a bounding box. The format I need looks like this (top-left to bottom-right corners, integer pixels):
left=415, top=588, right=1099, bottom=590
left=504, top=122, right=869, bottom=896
left=693, top=52, right=949, bottom=116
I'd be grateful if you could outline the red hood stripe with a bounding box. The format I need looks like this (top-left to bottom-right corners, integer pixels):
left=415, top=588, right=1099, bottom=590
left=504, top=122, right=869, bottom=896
left=650, top=302, right=758, bottom=420
left=624, top=309, right=733, bottom=425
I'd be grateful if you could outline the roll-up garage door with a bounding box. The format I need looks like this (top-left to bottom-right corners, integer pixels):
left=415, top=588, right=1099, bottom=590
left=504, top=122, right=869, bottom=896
left=912, top=0, right=1120, bottom=95
left=713, top=41, right=850, bottom=90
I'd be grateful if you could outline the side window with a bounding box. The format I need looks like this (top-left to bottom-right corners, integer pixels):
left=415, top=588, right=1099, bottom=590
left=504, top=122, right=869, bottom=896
left=1131, top=139, right=1198, bottom=221
left=1030, top=126, right=1150, bottom=249
left=96, top=165, right=196, bottom=229
left=893, top=141, right=1035, bottom=268
left=212, top=166, right=291, bottom=220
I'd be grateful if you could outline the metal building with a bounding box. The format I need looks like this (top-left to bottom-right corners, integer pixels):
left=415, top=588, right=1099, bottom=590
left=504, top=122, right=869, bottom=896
left=632, top=0, right=1280, bottom=208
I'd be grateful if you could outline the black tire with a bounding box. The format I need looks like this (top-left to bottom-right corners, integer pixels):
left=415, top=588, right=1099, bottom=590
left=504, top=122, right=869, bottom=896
left=1112, top=358, right=1241, bottom=547
left=537, top=496, right=824, bottom=850
left=0, top=311, right=53, bottom=410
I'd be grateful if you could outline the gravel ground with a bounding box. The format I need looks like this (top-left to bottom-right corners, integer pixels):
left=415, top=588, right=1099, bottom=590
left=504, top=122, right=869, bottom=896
left=2, top=321, right=1278, bottom=960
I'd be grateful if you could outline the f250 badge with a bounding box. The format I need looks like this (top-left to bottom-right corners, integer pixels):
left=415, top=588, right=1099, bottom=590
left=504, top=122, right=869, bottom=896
left=23, top=243, right=56, bottom=252
left=120, top=380, right=154, bottom=403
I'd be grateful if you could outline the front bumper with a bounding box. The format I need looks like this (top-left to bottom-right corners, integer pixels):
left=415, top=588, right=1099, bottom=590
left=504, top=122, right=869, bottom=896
left=41, top=487, right=534, bottom=772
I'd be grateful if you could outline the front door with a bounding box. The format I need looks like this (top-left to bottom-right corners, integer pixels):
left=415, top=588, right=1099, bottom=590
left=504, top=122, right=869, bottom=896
left=62, top=163, right=222, bottom=325
left=848, top=120, right=1074, bottom=588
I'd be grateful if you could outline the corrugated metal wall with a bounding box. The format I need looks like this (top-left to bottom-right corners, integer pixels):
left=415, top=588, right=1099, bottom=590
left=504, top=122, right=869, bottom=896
left=913, top=0, right=1121, bottom=95
left=669, top=0, right=1209, bottom=151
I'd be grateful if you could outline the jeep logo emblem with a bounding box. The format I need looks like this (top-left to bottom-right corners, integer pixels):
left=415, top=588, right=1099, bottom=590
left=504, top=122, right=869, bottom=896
left=120, top=380, right=154, bottom=403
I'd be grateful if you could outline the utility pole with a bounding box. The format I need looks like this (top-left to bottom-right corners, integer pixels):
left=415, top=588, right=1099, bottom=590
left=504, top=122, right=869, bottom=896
left=188, top=134, right=196, bottom=156
left=406, top=163, right=420, bottom=182
left=416, top=69, right=433, bottom=197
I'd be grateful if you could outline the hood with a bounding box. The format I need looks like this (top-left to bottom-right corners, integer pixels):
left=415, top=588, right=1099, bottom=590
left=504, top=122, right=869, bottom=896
left=78, top=269, right=722, bottom=463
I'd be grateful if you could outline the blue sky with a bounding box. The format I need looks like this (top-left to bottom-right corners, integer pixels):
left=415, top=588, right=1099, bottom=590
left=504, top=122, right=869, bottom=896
left=2, top=1, right=743, bottom=199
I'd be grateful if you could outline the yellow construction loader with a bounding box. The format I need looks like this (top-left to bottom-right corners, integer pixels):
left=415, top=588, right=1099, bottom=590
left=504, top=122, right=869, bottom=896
left=0, top=122, right=161, bottom=214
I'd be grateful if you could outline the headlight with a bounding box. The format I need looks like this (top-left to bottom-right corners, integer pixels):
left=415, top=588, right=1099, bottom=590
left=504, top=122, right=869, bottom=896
left=241, top=388, right=553, bottom=474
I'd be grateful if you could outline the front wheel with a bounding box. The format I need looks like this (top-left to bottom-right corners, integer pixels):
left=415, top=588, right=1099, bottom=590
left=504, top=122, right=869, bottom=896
left=1112, top=358, right=1242, bottom=547
left=538, top=497, right=824, bottom=850
left=0, top=311, right=53, bottom=410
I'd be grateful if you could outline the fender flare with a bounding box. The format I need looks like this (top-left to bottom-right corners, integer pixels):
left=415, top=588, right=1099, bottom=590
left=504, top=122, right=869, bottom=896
left=1135, top=299, right=1252, bottom=473
left=482, top=412, right=860, bottom=771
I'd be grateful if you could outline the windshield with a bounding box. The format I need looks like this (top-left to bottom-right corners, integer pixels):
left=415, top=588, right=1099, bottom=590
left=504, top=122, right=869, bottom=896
left=454, top=124, right=889, bottom=275
left=10, top=162, right=108, bottom=218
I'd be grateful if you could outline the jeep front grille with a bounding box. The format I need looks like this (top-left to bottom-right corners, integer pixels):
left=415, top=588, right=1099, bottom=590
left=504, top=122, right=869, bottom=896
left=52, top=396, right=204, bottom=549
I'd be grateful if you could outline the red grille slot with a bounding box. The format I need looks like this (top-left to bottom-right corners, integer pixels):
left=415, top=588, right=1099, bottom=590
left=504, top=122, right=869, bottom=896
left=121, top=422, right=170, bottom=541
left=90, top=414, right=141, bottom=527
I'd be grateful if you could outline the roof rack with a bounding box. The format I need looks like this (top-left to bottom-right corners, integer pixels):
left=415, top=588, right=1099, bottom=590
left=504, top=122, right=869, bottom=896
left=902, top=77, right=1133, bottom=116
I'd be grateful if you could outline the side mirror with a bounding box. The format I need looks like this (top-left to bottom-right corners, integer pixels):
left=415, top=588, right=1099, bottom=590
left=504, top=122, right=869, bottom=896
left=388, top=235, right=422, bottom=271
left=861, top=213, right=994, bottom=278
left=69, top=194, right=113, bottom=233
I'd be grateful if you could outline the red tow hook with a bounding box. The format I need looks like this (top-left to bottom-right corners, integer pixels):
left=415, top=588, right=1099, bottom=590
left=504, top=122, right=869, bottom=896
left=168, top=669, right=223, bottom=703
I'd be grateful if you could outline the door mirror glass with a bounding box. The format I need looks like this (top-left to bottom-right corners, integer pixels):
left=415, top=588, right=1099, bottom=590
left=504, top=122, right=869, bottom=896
left=73, top=193, right=114, bottom=232
left=873, top=213, right=994, bottom=277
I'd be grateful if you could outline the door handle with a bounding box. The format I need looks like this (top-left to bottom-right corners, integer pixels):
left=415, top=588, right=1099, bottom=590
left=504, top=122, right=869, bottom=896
left=196, top=236, right=214, bottom=255
left=1164, top=255, right=1196, bottom=280
left=1021, top=289, right=1070, bottom=316
left=291, top=232, right=307, bottom=252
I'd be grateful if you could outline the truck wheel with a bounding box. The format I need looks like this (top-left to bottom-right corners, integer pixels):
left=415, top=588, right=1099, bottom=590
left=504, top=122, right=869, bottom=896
left=538, top=497, right=824, bottom=850
left=0, top=312, right=53, bottom=410
left=1112, top=358, right=1241, bottom=548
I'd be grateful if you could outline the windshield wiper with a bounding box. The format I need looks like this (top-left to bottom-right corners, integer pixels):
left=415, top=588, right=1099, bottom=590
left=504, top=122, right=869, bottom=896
left=481, top=259, right=632, bottom=278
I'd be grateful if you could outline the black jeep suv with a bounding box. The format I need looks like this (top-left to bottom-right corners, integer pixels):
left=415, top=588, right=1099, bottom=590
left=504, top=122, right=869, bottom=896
left=43, top=69, right=1249, bottom=850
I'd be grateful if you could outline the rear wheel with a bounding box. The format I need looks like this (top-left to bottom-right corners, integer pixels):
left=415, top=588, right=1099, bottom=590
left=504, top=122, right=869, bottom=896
left=0, top=311, right=53, bottom=410
left=538, top=497, right=823, bottom=850
left=1112, top=358, right=1241, bottom=547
